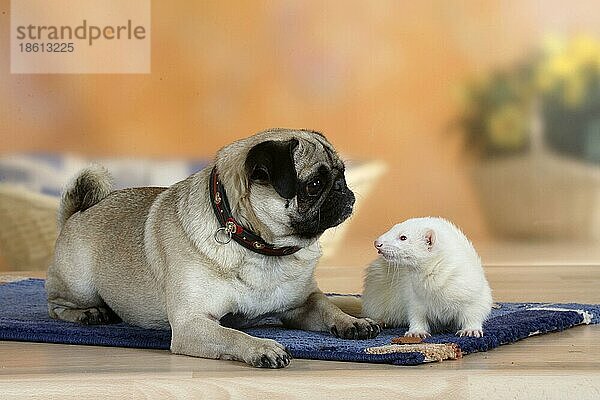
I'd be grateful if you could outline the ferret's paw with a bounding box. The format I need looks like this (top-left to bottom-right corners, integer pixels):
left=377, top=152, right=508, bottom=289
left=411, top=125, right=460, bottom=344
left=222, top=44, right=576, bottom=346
left=404, top=330, right=431, bottom=339
left=456, top=328, right=483, bottom=338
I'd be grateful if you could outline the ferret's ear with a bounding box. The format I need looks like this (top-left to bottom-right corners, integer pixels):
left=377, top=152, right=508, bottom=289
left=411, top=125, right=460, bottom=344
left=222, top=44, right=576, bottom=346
left=425, top=229, right=436, bottom=250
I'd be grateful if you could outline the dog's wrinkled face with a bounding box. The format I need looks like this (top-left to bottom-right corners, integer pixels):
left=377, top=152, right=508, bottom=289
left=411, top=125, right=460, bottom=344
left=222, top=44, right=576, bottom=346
left=244, top=133, right=355, bottom=243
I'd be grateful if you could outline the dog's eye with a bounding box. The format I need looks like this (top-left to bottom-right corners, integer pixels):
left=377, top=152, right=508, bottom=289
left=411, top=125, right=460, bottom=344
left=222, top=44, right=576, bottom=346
left=399, top=235, right=407, bottom=241
left=305, top=178, right=322, bottom=197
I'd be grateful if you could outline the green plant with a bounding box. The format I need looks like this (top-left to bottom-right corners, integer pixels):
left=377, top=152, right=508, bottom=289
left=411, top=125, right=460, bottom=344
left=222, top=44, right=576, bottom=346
left=460, top=35, right=600, bottom=163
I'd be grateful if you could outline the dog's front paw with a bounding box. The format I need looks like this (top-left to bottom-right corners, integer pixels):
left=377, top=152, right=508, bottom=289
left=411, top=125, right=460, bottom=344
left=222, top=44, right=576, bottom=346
left=244, top=338, right=292, bottom=369
left=330, top=317, right=381, bottom=340
left=456, top=328, right=483, bottom=338
left=405, top=329, right=431, bottom=339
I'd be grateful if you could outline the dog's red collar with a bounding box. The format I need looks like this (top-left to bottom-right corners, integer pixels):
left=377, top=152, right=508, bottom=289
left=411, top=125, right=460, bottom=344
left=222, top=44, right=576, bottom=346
left=209, top=167, right=301, bottom=256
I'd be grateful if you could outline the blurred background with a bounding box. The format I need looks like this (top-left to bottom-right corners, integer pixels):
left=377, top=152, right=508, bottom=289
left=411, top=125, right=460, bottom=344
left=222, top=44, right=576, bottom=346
left=1, top=0, right=599, bottom=272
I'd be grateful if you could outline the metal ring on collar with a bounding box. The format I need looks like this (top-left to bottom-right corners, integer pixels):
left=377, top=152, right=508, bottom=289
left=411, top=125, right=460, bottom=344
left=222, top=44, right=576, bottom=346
left=214, top=227, right=233, bottom=244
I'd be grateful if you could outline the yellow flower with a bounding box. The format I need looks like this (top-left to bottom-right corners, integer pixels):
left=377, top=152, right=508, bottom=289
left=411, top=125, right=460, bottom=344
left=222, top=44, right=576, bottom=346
left=536, top=35, right=600, bottom=105
left=486, top=104, right=528, bottom=150
left=569, top=35, right=600, bottom=67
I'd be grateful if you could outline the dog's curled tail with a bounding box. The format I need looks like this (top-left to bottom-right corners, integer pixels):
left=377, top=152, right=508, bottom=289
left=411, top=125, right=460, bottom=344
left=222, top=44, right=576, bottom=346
left=57, top=165, right=112, bottom=230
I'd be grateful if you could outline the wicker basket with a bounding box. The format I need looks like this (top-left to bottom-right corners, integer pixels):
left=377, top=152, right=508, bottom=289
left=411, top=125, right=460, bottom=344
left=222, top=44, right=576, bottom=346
left=473, top=110, right=600, bottom=241
left=474, top=151, right=600, bottom=241
left=0, top=185, right=59, bottom=271
left=0, top=160, right=385, bottom=270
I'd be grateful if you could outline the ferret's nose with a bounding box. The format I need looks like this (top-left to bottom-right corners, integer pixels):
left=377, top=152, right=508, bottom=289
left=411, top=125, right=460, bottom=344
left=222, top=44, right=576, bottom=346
left=374, top=240, right=383, bottom=249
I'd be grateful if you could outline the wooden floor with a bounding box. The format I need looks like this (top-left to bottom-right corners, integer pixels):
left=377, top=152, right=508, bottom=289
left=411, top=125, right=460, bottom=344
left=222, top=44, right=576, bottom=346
left=1, top=265, right=599, bottom=399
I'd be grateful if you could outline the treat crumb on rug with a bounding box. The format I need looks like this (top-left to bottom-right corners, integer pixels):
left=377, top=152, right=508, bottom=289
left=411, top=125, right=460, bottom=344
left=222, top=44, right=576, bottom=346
left=365, top=342, right=462, bottom=362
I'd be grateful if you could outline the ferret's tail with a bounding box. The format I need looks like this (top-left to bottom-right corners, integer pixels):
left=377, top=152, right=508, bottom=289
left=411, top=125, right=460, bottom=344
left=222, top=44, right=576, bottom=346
left=57, top=165, right=112, bottom=230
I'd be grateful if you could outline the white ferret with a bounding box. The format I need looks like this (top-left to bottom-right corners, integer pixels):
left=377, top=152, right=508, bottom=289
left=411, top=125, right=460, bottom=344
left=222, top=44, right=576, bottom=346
left=362, top=217, right=492, bottom=338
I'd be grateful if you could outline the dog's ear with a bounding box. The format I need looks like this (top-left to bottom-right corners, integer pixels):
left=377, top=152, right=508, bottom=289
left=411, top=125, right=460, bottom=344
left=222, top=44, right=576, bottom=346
left=245, top=139, right=299, bottom=199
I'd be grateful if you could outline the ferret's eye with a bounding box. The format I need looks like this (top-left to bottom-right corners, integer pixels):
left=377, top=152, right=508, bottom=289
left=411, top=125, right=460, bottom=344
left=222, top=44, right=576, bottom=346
left=399, top=235, right=407, bottom=241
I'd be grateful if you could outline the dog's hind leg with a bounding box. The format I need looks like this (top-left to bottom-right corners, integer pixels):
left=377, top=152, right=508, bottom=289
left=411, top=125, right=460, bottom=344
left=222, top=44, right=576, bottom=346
left=48, top=301, right=121, bottom=325
left=46, top=263, right=121, bottom=325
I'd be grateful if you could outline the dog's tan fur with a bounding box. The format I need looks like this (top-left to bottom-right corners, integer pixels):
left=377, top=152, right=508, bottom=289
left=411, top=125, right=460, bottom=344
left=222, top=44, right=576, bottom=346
left=46, top=129, right=379, bottom=368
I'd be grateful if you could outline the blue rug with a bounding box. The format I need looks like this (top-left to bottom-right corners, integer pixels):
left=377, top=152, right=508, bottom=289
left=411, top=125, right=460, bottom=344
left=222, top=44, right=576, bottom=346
left=1, top=279, right=598, bottom=366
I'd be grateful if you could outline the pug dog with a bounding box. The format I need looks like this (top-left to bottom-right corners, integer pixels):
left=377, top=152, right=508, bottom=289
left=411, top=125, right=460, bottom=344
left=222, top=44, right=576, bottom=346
left=46, top=128, right=380, bottom=368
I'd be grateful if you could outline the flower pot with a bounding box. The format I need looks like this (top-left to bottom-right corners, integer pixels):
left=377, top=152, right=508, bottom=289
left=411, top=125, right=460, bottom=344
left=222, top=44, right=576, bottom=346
left=473, top=150, right=600, bottom=241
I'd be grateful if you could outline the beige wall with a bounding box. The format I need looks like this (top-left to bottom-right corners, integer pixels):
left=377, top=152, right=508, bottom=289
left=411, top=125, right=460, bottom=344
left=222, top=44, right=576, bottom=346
left=2, top=1, right=600, bottom=267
